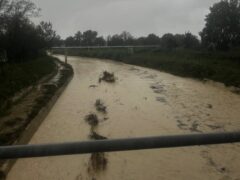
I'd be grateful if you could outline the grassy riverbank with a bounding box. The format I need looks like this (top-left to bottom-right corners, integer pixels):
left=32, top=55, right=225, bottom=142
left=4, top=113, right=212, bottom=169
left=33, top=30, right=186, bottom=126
left=0, top=56, right=73, bottom=179
left=53, top=48, right=240, bottom=88
left=0, top=56, right=73, bottom=146
left=0, top=56, right=56, bottom=117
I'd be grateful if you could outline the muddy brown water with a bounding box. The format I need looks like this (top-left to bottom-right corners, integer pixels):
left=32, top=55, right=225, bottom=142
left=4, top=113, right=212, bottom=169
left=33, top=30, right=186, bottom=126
left=7, top=55, right=240, bottom=180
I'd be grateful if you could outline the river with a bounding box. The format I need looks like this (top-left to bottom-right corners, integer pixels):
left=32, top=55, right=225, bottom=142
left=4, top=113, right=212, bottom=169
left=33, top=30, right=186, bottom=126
left=7, top=55, right=240, bottom=180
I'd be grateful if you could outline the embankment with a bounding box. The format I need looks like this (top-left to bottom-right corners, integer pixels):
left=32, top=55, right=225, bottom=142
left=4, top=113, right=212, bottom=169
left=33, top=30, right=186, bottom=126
left=0, top=56, right=73, bottom=178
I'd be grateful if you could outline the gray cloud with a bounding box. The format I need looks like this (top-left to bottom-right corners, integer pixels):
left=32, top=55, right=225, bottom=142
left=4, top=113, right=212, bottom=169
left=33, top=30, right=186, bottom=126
left=31, top=0, right=220, bottom=38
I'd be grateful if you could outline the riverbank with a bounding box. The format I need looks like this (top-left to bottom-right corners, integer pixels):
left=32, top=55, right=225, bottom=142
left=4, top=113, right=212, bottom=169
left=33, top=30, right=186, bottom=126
left=0, top=57, right=55, bottom=117
left=52, top=48, right=240, bottom=88
left=0, top=56, right=73, bottom=179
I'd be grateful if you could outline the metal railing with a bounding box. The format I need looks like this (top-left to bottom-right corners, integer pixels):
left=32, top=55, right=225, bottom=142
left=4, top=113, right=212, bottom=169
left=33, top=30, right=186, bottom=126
left=51, top=45, right=161, bottom=49
left=0, top=132, right=239, bottom=159
left=51, top=45, right=161, bottom=60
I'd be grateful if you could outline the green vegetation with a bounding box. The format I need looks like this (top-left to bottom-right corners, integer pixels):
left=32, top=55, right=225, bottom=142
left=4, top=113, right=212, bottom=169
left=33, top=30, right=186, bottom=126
left=0, top=57, right=73, bottom=146
left=0, top=0, right=61, bottom=62
left=24, top=60, right=73, bottom=124
left=0, top=56, right=56, bottom=116
left=124, top=50, right=240, bottom=87
left=0, top=0, right=64, bottom=117
left=200, top=0, right=240, bottom=50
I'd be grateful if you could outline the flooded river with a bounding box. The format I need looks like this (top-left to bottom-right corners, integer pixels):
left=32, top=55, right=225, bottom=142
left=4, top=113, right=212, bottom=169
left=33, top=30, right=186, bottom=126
left=7, top=55, right=240, bottom=180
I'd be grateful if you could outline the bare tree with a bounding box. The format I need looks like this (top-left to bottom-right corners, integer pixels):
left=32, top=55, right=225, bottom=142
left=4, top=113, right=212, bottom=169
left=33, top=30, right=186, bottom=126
left=7, top=0, right=40, bottom=18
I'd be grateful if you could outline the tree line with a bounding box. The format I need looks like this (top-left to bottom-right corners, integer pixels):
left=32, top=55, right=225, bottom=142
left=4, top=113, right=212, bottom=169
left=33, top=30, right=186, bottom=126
left=64, top=0, right=240, bottom=51
left=0, top=0, right=59, bottom=63
left=200, top=0, right=240, bottom=50
left=1, top=0, right=240, bottom=64
left=64, top=30, right=201, bottom=51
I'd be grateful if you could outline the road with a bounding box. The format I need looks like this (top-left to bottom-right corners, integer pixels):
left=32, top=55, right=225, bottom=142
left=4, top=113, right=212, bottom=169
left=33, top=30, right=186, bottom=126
left=7, top=55, right=240, bottom=180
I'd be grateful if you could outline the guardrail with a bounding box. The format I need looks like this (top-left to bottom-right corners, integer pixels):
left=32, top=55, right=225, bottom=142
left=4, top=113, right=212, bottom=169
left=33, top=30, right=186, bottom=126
left=51, top=45, right=161, bottom=49
left=51, top=45, right=161, bottom=61
left=0, top=132, right=239, bottom=159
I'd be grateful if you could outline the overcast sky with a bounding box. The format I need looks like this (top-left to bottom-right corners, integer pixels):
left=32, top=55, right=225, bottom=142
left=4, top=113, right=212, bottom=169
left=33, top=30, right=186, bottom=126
left=31, top=0, right=220, bottom=39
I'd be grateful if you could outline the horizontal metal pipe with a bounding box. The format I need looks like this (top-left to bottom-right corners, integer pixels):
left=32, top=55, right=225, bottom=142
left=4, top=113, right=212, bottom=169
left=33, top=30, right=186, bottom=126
left=0, top=132, right=240, bottom=159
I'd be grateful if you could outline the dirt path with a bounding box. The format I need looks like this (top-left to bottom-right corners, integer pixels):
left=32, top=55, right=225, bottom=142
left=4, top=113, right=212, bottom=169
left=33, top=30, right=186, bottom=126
left=7, top=55, right=240, bottom=180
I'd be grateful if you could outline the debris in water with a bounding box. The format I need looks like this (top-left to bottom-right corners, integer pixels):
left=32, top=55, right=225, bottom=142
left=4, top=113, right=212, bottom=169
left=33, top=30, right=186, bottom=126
left=220, top=167, right=226, bottom=173
left=99, top=71, right=116, bottom=83
left=207, top=124, right=222, bottom=130
left=129, top=67, right=140, bottom=71
left=207, top=104, right=213, bottom=109
left=89, top=153, right=108, bottom=172
left=145, top=74, right=157, bottom=79
left=89, top=131, right=107, bottom=140
left=95, top=99, right=107, bottom=113
left=156, top=97, right=167, bottom=103
left=103, top=117, right=109, bottom=121
left=229, top=87, right=240, bottom=94
left=85, top=113, right=99, bottom=127
left=189, top=121, right=202, bottom=133
left=89, top=85, right=98, bottom=88
left=176, top=120, right=188, bottom=130
left=150, top=84, right=165, bottom=94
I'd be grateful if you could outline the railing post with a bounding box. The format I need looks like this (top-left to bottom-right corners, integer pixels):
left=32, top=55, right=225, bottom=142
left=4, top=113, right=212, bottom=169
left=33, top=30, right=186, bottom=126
left=64, top=48, right=68, bottom=64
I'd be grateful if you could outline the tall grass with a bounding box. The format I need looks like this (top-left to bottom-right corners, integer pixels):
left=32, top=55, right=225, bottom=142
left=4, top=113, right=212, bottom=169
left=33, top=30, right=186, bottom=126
left=124, top=51, right=240, bottom=87
left=0, top=56, right=56, bottom=116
